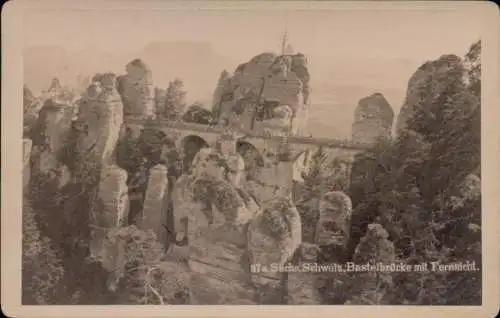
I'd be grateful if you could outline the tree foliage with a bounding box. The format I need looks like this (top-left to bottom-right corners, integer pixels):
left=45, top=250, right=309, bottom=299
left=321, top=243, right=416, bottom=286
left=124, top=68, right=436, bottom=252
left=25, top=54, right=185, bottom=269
left=344, top=43, right=481, bottom=305
left=161, top=78, right=187, bottom=120
left=182, top=102, right=217, bottom=125
left=295, top=147, right=352, bottom=243
left=116, top=127, right=181, bottom=225
left=22, top=197, right=64, bottom=304
left=104, top=226, right=190, bottom=304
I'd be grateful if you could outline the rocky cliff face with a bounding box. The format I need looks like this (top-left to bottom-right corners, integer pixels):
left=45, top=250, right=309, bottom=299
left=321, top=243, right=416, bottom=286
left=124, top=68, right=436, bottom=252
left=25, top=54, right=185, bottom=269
left=117, top=59, right=155, bottom=119
left=69, top=73, right=129, bottom=282
left=29, top=99, right=75, bottom=189
left=25, top=73, right=131, bottom=299
left=290, top=53, right=310, bottom=105
left=74, top=73, right=124, bottom=181
left=395, top=55, right=463, bottom=135
left=351, top=93, right=394, bottom=144
left=213, top=52, right=311, bottom=135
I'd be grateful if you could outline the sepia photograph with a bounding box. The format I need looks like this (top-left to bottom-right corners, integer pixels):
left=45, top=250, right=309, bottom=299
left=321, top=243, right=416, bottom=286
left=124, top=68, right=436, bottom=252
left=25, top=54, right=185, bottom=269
left=2, top=0, right=499, bottom=317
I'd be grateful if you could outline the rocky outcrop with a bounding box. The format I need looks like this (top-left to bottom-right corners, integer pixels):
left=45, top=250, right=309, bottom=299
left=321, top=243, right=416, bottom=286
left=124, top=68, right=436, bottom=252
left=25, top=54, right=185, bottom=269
left=253, top=159, right=295, bottom=196
left=395, top=55, right=463, bottom=135
left=90, top=164, right=129, bottom=288
left=261, top=70, right=303, bottom=113
left=351, top=93, right=394, bottom=144
left=190, top=147, right=226, bottom=180
left=191, top=176, right=257, bottom=229
left=96, top=164, right=129, bottom=227
left=217, top=134, right=246, bottom=187
left=231, top=53, right=278, bottom=100
left=141, top=164, right=169, bottom=242
left=315, top=191, right=352, bottom=251
left=73, top=73, right=124, bottom=182
left=63, top=74, right=129, bottom=289
left=247, top=196, right=302, bottom=285
left=117, top=59, right=155, bottom=119
left=169, top=154, right=263, bottom=304
left=29, top=99, right=74, bottom=187
left=171, top=174, right=195, bottom=235
left=215, top=51, right=310, bottom=135
left=254, top=104, right=294, bottom=134
left=172, top=147, right=253, bottom=234
left=31, top=99, right=74, bottom=157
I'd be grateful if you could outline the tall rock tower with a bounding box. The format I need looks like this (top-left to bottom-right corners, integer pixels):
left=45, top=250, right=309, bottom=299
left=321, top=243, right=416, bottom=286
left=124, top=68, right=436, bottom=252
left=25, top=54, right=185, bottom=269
left=351, top=93, right=394, bottom=144
left=212, top=27, right=311, bottom=137
left=116, top=59, right=155, bottom=120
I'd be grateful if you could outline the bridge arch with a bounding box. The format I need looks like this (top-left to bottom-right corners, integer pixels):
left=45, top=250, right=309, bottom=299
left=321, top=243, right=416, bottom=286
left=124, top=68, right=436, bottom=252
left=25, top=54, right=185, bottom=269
left=180, top=135, right=210, bottom=173
left=236, top=140, right=265, bottom=180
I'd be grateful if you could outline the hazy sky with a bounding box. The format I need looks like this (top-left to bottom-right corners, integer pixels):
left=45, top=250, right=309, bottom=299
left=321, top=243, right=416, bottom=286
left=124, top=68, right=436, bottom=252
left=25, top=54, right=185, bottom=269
left=19, top=2, right=489, bottom=138
left=22, top=4, right=484, bottom=63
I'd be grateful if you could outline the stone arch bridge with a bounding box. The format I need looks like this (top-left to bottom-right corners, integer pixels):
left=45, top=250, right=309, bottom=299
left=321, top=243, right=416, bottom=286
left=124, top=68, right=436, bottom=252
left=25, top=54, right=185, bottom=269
left=125, top=117, right=370, bottom=182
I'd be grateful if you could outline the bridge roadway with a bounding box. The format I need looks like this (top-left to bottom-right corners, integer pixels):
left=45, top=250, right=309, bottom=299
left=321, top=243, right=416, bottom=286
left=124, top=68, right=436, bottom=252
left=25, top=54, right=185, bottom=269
left=125, top=117, right=371, bottom=153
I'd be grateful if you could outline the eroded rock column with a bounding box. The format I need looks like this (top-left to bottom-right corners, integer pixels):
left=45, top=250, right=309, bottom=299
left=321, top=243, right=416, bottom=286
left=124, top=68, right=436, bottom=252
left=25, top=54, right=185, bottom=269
left=315, top=191, right=352, bottom=259
left=93, top=164, right=129, bottom=292
left=313, top=191, right=352, bottom=304
left=247, top=196, right=302, bottom=286
left=117, top=59, right=155, bottom=119
left=74, top=73, right=124, bottom=184
left=91, top=164, right=130, bottom=259
left=29, top=100, right=74, bottom=189
left=351, top=93, right=394, bottom=144
left=75, top=74, right=130, bottom=290
left=141, top=164, right=169, bottom=243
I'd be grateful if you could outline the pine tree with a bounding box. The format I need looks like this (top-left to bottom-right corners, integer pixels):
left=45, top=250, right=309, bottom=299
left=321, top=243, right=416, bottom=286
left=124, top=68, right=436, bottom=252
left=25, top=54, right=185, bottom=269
left=295, top=147, right=327, bottom=243
left=162, top=78, right=187, bottom=120
left=212, top=70, right=232, bottom=119
left=182, top=102, right=216, bottom=125
left=22, top=197, right=64, bottom=304
left=103, top=226, right=191, bottom=304
left=406, top=54, right=479, bottom=209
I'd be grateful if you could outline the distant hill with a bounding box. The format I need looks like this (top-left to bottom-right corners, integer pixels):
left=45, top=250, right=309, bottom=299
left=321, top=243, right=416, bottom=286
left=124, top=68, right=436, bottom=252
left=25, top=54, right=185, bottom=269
left=24, top=42, right=239, bottom=103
